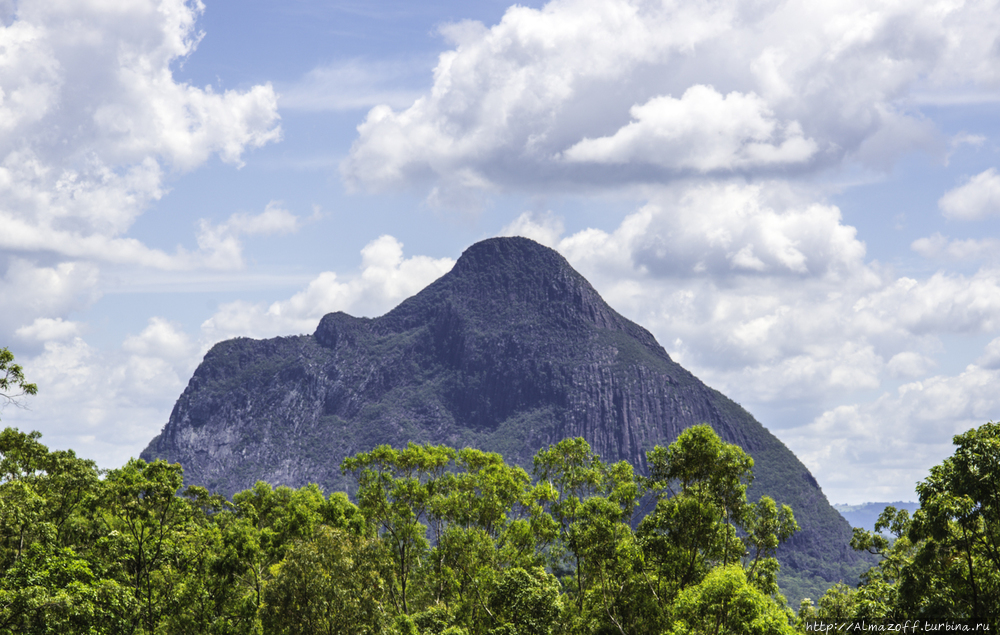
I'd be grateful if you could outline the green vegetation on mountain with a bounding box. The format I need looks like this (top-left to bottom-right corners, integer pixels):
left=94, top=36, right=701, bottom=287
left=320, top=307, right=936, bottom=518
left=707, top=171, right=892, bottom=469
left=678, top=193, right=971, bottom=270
left=141, top=237, right=872, bottom=603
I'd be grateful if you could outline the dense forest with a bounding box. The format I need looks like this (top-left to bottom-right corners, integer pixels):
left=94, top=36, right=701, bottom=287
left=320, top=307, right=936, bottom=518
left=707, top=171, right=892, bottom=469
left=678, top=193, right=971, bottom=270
left=1, top=349, right=999, bottom=633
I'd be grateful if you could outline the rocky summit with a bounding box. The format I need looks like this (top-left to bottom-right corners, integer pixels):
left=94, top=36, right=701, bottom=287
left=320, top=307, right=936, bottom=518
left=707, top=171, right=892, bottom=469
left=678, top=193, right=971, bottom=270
left=142, top=236, right=871, bottom=601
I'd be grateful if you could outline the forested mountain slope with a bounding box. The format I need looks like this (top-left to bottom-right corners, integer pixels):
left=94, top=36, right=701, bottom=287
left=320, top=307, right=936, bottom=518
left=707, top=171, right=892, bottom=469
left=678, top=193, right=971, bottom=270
left=142, top=236, right=871, bottom=601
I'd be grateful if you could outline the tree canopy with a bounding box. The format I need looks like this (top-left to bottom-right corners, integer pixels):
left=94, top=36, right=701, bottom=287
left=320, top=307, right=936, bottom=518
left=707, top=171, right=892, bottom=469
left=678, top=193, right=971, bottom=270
left=0, top=423, right=801, bottom=634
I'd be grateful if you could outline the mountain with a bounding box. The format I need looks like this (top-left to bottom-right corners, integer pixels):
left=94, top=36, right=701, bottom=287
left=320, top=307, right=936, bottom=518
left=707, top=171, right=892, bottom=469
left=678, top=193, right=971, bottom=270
left=141, top=236, right=872, bottom=603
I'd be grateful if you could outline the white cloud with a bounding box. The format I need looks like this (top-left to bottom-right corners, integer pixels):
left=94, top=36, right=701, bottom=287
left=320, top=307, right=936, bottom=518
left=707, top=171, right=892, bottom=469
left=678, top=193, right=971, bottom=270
left=0, top=258, right=101, bottom=339
left=853, top=270, right=1000, bottom=335
left=786, top=362, right=1000, bottom=502
left=975, top=336, right=1000, bottom=369
left=0, top=1, right=285, bottom=434
left=950, top=132, right=986, bottom=149
left=193, top=201, right=309, bottom=270
left=886, top=351, right=936, bottom=378
left=224, top=202, right=302, bottom=236
left=938, top=168, right=1000, bottom=220
left=200, top=235, right=455, bottom=342
left=562, top=86, right=818, bottom=171
left=560, top=182, right=868, bottom=282
left=343, top=0, right=1000, bottom=204
left=499, top=211, right=565, bottom=248
left=1, top=332, right=194, bottom=469
left=0, top=0, right=280, bottom=266
left=122, top=317, right=196, bottom=362
left=911, top=233, right=1000, bottom=262
left=15, top=317, right=82, bottom=342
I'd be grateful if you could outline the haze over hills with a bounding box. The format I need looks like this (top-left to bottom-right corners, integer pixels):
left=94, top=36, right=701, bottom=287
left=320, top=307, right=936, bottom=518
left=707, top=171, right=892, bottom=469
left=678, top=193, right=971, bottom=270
left=835, top=502, right=921, bottom=533
left=142, top=236, right=872, bottom=603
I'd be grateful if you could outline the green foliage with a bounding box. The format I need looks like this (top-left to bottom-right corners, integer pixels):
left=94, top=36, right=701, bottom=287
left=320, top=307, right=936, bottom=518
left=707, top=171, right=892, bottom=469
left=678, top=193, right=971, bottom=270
left=342, top=442, right=455, bottom=614
left=261, top=525, right=388, bottom=635
left=486, top=567, right=561, bottom=635
left=638, top=424, right=797, bottom=614
left=803, top=420, right=1000, bottom=626
left=1, top=425, right=802, bottom=634
left=669, top=565, right=795, bottom=635
left=0, top=428, right=130, bottom=634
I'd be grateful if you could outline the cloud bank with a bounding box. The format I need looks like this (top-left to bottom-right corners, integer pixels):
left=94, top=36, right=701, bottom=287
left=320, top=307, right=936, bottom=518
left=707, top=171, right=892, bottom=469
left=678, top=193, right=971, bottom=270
left=343, top=0, right=1000, bottom=204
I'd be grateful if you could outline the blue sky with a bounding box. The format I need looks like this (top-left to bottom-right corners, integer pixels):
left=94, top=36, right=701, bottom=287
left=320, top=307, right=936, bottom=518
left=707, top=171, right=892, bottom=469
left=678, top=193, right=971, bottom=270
left=4, top=0, right=1000, bottom=503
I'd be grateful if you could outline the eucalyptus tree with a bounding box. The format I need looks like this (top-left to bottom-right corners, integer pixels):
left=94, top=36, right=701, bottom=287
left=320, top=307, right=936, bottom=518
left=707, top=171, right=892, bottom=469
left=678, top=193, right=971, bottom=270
left=807, top=420, right=1000, bottom=624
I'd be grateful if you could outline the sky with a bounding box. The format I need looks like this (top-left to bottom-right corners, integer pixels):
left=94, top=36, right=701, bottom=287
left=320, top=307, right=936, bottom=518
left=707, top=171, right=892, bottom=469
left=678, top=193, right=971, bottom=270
left=3, top=0, right=1000, bottom=504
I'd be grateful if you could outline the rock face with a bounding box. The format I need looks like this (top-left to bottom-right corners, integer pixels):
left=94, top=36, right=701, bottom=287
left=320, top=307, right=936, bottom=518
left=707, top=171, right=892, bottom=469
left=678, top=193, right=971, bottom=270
left=142, top=236, right=870, bottom=599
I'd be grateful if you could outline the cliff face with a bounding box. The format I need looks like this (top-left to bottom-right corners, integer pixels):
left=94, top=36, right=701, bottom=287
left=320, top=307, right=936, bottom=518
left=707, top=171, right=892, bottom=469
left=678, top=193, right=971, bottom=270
left=142, top=236, right=870, bottom=600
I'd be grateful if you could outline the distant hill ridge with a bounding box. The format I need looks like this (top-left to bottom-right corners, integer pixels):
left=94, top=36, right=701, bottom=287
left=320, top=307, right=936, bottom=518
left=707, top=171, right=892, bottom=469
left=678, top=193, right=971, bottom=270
left=835, top=501, right=921, bottom=533
left=142, top=236, right=872, bottom=603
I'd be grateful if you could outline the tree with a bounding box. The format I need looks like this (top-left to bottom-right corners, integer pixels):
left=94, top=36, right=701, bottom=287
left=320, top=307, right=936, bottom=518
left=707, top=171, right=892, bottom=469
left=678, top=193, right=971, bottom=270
left=486, top=566, right=562, bottom=635
left=341, top=443, right=454, bottom=615
left=0, top=428, right=131, bottom=635
left=0, top=348, right=37, bottom=417
left=261, top=525, right=388, bottom=635
left=532, top=437, right=609, bottom=611
left=902, top=421, right=1000, bottom=621
left=426, top=448, right=548, bottom=629
left=668, top=565, right=795, bottom=635
left=815, top=420, right=1000, bottom=623
left=0, top=542, right=133, bottom=635
left=98, top=458, right=197, bottom=634
left=640, top=426, right=756, bottom=596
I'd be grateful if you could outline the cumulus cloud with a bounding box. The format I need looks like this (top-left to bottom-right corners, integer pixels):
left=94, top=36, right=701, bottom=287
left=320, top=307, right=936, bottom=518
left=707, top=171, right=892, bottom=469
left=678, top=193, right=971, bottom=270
left=201, top=235, right=455, bottom=342
left=886, top=351, right=936, bottom=378
left=911, top=233, right=1000, bottom=262
left=0, top=0, right=287, bottom=430
left=122, top=317, right=196, bottom=362
left=0, top=258, right=101, bottom=340
left=975, top=336, right=1000, bottom=369
left=499, top=211, right=565, bottom=248
left=560, top=182, right=868, bottom=281
left=785, top=362, right=1000, bottom=502
left=193, top=202, right=309, bottom=270
left=853, top=270, right=1000, bottom=335
left=0, top=0, right=280, bottom=265
left=0, top=311, right=241, bottom=470
left=938, top=168, right=1000, bottom=220
left=15, top=318, right=82, bottom=342
left=562, top=86, right=818, bottom=171
left=1, top=322, right=198, bottom=468
left=343, top=0, right=1000, bottom=204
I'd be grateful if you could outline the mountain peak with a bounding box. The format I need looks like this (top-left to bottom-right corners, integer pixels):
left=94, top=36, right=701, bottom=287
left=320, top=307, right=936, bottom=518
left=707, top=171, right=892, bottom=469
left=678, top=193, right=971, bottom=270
left=444, top=236, right=588, bottom=304
left=451, top=236, right=573, bottom=279
left=380, top=236, right=631, bottom=336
